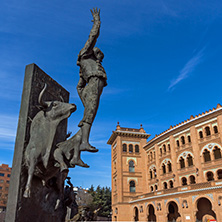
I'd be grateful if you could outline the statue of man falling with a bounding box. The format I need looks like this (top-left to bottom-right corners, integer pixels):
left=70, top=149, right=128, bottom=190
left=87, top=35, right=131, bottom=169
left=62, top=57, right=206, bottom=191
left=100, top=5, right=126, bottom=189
left=77, top=8, right=107, bottom=153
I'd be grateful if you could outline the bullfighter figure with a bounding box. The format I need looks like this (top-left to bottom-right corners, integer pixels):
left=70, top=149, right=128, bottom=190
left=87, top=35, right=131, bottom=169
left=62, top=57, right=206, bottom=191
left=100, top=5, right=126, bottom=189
left=53, top=8, right=107, bottom=170
left=77, top=8, right=107, bottom=153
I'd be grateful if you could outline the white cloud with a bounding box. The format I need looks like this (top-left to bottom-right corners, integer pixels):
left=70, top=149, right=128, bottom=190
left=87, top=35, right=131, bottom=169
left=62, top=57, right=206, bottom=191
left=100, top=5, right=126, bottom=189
left=168, top=48, right=205, bottom=90
left=0, top=114, right=18, bottom=142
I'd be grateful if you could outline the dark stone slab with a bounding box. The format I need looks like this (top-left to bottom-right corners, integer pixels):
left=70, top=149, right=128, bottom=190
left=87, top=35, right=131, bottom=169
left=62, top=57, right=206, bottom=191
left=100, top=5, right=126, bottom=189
left=5, top=64, right=69, bottom=222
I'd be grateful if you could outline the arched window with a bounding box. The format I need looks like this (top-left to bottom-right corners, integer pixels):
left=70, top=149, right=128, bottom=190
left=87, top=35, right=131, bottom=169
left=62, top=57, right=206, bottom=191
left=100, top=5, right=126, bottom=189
left=169, top=180, right=174, bottom=188
left=181, top=136, right=185, bottom=145
left=153, top=168, right=157, bottom=178
left=181, top=177, right=187, bottom=186
left=154, top=185, right=158, bottom=191
left=187, top=135, right=191, bottom=143
left=217, top=169, right=222, bottom=179
left=189, top=175, right=196, bottom=184
left=122, top=144, right=127, bottom=152
left=167, top=161, right=172, bottom=172
left=206, top=171, right=214, bottom=181
left=203, top=149, right=211, bottom=162
left=214, top=126, right=218, bottom=134
left=150, top=152, right=153, bottom=161
left=163, top=182, right=167, bottom=189
left=129, top=160, right=135, bottom=172
left=179, top=157, right=185, bottom=169
left=150, top=186, right=154, bottom=192
left=163, top=145, right=166, bottom=153
left=135, top=145, right=139, bottom=153
left=162, top=164, right=166, bottom=174
left=199, top=131, right=203, bottom=139
left=160, top=148, right=162, bottom=156
left=149, top=170, right=153, bottom=179
left=187, top=154, right=193, bottom=166
left=168, top=144, right=171, bottom=151
left=130, top=180, right=136, bottom=192
left=176, top=140, right=180, bottom=147
left=129, top=144, right=133, bottom=153
left=205, top=126, right=211, bottom=136
left=213, top=146, right=222, bottom=159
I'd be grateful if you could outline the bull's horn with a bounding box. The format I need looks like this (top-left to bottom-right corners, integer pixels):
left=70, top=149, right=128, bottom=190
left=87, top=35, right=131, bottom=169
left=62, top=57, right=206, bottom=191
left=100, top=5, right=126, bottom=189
left=38, top=83, right=48, bottom=108
left=60, top=95, right=64, bottom=102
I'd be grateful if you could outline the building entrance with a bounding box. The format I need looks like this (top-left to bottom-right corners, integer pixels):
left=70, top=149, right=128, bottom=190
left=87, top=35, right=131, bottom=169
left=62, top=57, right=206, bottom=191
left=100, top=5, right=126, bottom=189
left=167, top=201, right=181, bottom=222
left=147, top=204, right=156, bottom=222
left=134, top=207, right=139, bottom=222
left=196, top=197, right=216, bottom=222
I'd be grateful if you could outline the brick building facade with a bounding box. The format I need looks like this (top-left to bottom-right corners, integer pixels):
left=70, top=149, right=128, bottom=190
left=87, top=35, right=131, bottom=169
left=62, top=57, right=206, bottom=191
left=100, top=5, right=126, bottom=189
left=108, top=104, right=222, bottom=222
left=0, top=164, right=11, bottom=211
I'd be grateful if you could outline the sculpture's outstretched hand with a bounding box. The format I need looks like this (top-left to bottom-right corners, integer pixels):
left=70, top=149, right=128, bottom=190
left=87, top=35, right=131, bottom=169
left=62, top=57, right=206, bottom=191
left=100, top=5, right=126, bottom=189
left=90, top=8, right=100, bottom=22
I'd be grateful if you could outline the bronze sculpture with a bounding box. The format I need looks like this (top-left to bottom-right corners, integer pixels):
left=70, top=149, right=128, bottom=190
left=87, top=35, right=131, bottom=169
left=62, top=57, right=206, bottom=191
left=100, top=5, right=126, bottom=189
left=77, top=8, right=107, bottom=153
left=23, top=84, right=76, bottom=198
left=23, top=7, right=106, bottom=199
left=6, top=8, right=106, bottom=222
left=54, top=7, right=107, bottom=170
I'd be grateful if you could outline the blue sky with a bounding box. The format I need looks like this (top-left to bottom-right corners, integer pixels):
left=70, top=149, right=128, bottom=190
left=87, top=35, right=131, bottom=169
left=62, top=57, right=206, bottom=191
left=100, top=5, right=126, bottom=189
left=1, top=0, right=222, bottom=188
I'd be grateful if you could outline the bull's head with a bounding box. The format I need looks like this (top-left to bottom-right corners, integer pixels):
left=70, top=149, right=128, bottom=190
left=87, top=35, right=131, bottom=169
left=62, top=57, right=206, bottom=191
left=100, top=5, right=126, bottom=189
left=38, top=84, right=76, bottom=120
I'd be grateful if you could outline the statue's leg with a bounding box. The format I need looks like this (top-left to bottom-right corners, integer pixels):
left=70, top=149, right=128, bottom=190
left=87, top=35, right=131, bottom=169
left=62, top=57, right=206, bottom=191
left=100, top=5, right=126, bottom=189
left=55, top=170, right=69, bottom=210
left=69, top=131, right=89, bottom=168
left=23, top=149, right=37, bottom=198
left=54, top=148, right=68, bottom=172
left=79, top=77, right=104, bottom=152
left=79, top=122, right=98, bottom=152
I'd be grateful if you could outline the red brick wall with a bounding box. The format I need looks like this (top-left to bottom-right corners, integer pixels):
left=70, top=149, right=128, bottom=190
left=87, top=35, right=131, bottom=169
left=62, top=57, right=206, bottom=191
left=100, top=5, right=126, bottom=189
left=0, top=164, right=11, bottom=210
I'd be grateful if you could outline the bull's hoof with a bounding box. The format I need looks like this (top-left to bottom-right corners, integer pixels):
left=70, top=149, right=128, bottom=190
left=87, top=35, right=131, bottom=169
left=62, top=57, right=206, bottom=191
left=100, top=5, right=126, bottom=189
left=23, top=188, right=30, bottom=198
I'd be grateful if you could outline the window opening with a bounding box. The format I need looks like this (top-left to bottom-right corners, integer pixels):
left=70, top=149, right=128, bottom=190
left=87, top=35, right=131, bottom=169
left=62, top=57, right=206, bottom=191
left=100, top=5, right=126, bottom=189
left=130, top=181, right=136, bottom=192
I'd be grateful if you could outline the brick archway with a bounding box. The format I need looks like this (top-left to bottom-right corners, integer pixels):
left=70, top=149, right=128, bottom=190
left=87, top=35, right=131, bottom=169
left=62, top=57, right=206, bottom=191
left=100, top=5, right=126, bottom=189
left=195, top=197, right=216, bottom=221
left=146, top=204, right=156, bottom=222
left=166, top=201, right=181, bottom=222
left=133, top=206, right=139, bottom=222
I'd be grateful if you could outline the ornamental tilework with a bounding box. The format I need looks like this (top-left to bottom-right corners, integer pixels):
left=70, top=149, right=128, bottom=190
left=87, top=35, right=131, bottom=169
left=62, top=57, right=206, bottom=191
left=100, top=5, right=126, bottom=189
left=192, top=195, right=198, bottom=203
left=206, top=193, right=214, bottom=201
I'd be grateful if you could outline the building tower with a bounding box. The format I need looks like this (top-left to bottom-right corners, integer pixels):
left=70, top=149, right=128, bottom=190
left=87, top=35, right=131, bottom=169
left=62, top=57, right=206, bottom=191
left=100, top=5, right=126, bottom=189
left=107, top=123, right=150, bottom=221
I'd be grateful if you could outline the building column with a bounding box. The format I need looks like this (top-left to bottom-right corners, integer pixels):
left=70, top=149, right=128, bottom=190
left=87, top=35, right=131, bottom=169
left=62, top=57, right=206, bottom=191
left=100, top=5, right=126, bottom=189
left=116, top=136, right=123, bottom=203
left=211, top=151, right=215, bottom=161
left=184, top=157, right=188, bottom=168
left=217, top=114, right=222, bottom=144
left=169, top=135, right=179, bottom=187
left=155, top=144, right=160, bottom=189
left=190, top=126, right=204, bottom=182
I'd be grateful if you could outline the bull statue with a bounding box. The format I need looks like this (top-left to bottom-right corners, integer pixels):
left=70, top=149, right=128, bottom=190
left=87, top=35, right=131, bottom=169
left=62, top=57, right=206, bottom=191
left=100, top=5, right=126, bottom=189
left=23, top=84, right=76, bottom=198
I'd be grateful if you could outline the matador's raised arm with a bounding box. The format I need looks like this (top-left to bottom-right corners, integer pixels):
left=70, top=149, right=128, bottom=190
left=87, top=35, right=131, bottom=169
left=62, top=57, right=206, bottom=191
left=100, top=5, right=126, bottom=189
left=78, top=8, right=101, bottom=59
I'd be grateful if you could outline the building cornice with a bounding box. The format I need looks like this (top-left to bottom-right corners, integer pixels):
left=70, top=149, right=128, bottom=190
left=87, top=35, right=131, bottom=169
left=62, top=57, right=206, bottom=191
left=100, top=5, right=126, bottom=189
left=144, top=104, right=222, bottom=150
left=107, top=130, right=150, bottom=145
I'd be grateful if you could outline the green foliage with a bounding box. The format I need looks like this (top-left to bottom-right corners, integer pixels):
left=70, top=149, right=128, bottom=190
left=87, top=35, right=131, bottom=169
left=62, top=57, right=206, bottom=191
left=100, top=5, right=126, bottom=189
left=88, top=185, right=111, bottom=217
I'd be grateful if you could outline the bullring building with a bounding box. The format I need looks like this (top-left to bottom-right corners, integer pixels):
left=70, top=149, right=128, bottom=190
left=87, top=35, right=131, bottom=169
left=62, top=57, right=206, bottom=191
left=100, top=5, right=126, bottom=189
left=107, top=104, right=222, bottom=222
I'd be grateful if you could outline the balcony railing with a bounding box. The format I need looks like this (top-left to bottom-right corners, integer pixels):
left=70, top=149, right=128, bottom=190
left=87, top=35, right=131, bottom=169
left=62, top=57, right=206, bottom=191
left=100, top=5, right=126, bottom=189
left=198, top=132, right=219, bottom=143
left=131, top=180, right=222, bottom=201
